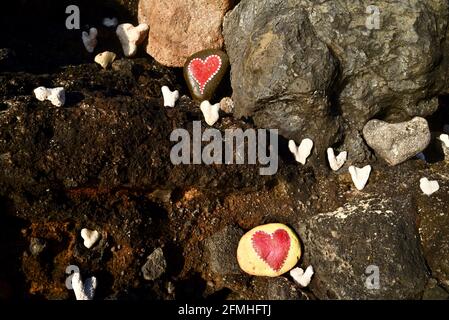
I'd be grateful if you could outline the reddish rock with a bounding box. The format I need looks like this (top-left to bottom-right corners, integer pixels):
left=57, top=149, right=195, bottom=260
left=138, top=0, right=234, bottom=67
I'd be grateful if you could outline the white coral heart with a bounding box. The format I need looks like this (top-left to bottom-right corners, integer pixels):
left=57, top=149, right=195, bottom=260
left=116, top=23, right=149, bottom=57
left=327, top=148, right=347, bottom=171
left=80, top=228, right=100, bottom=249
left=288, top=139, right=313, bottom=165
left=33, top=86, right=65, bottom=107
left=82, top=27, right=98, bottom=53
left=439, top=134, right=449, bottom=149
left=161, top=86, right=179, bottom=108
left=200, top=101, right=220, bottom=126
left=72, top=272, right=97, bottom=300
left=290, top=266, right=314, bottom=288
left=420, top=178, right=439, bottom=196
left=103, top=17, right=118, bottom=28
left=349, top=165, right=372, bottom=191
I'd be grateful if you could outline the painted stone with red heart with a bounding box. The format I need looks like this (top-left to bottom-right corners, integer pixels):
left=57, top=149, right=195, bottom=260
left=237, top=223, right=302, bottom=277
left=183, top=49, right=229, bottom=102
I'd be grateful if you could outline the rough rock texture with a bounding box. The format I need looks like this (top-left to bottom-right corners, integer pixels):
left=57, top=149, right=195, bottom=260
left=297, top=196, right=429, bottom=299
left=223, top=0, right=449, bottom=162
left=205, top=225, right=244, bottom=277
left=142, top=248, right=167, bottom=281
left=418, top=172, right=449, bottom=290
left=138, top=0, right=235, bottom=67
left=363, top=117, right=431, bottom=165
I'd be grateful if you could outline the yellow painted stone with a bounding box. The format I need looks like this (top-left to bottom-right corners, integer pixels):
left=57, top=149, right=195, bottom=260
left=237, top=223, right=301, bottom=277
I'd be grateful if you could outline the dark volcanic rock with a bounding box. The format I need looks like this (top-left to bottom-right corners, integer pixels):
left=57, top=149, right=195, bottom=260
left=224, top=0, right=449, bottom=163
left=297, top=196, right=429, bottom=299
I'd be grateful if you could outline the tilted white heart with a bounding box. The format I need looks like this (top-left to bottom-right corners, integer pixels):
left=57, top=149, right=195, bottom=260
left=103, top=17, right=118, bottom=28
left=82, top=27, right=98, bottom=53
left=200, top=101, right=220, bottom=126
left=81, top=228, right=100, bottom=249
left=327, top=148, right=347, bottom=171
left=288, top=139, right=313, bottom=165
left=439, top=134, right=449, bottom=149
left=72, top=272, right=97, bottom=300
left=161, top=86, right=179, bottom=108
left=420, top=178, right=439, bottom=196
left=94, top=51, right=116, bottom=69
left=33, top=86, right=65, bottom=107
left=116, top=23, right=149, bottom=57
left=349, top=165, right=372, bottom=191
left=290, top=265, right=314, bottom=288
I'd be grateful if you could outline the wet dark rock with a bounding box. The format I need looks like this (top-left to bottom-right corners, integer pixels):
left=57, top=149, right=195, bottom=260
left=142, top=248, right=167, bottom=281
left=224, top=0, right=449, bottom=163
left=204, top=225, right=243, bottom=277
left=298, top=195, right=429, bottom=299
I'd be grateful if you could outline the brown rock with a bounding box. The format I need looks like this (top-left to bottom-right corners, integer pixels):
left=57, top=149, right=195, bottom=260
left=138, top=0, right=234, bottom=67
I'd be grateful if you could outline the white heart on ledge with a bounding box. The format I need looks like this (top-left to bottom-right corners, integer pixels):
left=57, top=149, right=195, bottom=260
left=200, top=101, right=220, bottom=126
left=33, top=86, right=65, bottom=107
left=439, top=134, right=449, bottom=149
left=82, top=27, right=98, bottom=53
left=81, top=228, right=100, bottom=249
left=420, top=177, right=439, bottom=196
left=116, top=23, right=149, bottom=57
left=349, top=165, right=372, bottom=191
left=290, top=265, right=314, bottom=288
left=327, top=148, right=347, bottom=171
left=288, top=139, right=313, bottom=165
left=161, top=86, right=179, bottom=108
left=72, top=272, right=97, bottom=300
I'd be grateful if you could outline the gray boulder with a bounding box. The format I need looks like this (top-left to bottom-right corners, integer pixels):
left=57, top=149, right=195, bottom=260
left=362, top=117, right=431, bottom=165
left=296, top=196, right=429, bottom=299
left=223, top=0, right=449, bottom=162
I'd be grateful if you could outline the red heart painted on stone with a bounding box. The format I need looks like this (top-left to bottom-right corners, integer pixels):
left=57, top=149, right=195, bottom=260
left=251, top=229, right=291, bottom=271
left=188, top=55, right=222, bottom=94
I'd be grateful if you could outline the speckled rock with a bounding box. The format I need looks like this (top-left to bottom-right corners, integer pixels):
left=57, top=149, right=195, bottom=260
left=362, top=117, right=431, bottom=166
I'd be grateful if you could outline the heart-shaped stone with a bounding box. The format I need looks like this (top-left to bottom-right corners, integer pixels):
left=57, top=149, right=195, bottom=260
left=362, top=117, right=431, bottom=166
left=237, top=223, right=301, bottom=277
left=82, top=27, right=98, bottom=53
left=94, top=51, right=116, bottom=69
left=80, top=228, right=100, bottom=249
left=288, top=139, right=313, bottom=165
left=116, top=23, right=149, bottom=57
left=183, top=49, right=229, bottom=101
left=327, top=148, right=347, bottom=171
left=349, top=165, right=372, bottom=191
left=161, top=86, right=179, bottom=108
left=290, top=265, right=314, bottom=288
left=420, top=177, right=439, bottom=196
left=200, top=101, right=220, bottom=126
left=439, top=134, right=449, bottom=149
left=72, top=272, right=97, bottom=300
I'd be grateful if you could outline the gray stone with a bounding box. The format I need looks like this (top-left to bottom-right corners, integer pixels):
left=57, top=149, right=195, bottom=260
left=205, top=225, right=243, bottom=276
left=141, top=247, right=167, bottom=281
left=29, top=237, right=47, bottom=256
left=297, top=196, right=429, bottom=299
left=223, top=0, right=449, bottom=162
left=362, top=117, right=431, bottom=165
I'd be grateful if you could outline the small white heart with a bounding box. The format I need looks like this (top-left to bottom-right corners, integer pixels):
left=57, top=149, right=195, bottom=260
left=288, top=139, right=313, bottom=165
left=80, top=228, right=100, bottom=249
left=439, top=134, right=449, bottom=149
left=82, top=27, right=98, bottom=53
left=327, top=148, right=347, bottom=171
left=200, top=101, right=220, bottom=126
left=161, top=86, right=179, bottom=108
left=420, top=177, right=439, bottom=196
left=34, top=86, right=65, bottom=107
left=103, top=17, right=118, bottom=28
left=94, top=51, right=116, bottom=69
left=116, top=23, right=149, bottom=57
left=290, top=265, right=314, bottom=288
left=349, top=165, right=372, bottom=191
left=72, top=272, right=97, bottom=300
